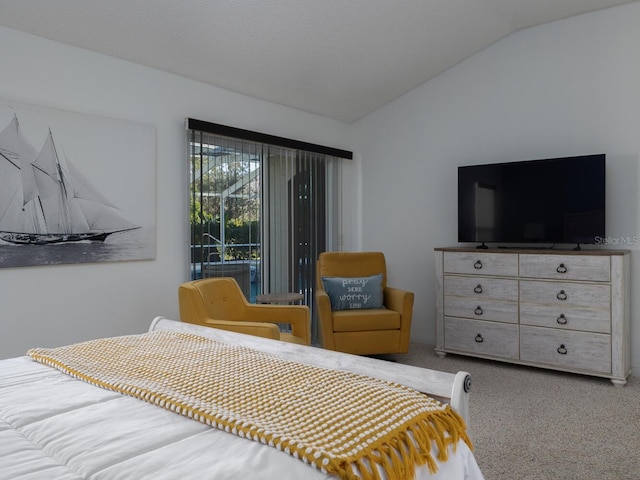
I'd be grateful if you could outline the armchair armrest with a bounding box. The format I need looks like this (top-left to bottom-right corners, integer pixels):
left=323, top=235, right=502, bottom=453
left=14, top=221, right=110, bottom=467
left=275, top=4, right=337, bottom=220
left=202, top=318, right=280, bottom=340
left=384, top=286, right=414, bottom=315
left=242, top=304, right=311, bottom=345
left=384, top=287, right=414, bottom=351
left=315, top=289, right=335, bottom=350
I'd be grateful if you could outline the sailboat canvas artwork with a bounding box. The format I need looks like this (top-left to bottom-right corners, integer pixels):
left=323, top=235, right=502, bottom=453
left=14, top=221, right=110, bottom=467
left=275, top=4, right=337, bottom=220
left=0, top=99, right=156, bottom=268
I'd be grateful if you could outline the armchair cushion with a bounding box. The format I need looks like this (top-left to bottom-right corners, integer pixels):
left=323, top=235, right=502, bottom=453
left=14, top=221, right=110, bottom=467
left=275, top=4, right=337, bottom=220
left=320, top=274, right=384, bottom=310
left=331, top=308, right=400, bottom=332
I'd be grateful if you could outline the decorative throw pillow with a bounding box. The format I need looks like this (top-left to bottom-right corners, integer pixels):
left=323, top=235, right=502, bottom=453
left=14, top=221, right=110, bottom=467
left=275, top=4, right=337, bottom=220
left=321, top=274, right=384, bottom=311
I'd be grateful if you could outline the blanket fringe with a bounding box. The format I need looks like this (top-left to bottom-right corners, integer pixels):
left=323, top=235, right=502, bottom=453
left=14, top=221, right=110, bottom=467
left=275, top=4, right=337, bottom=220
left=340, top=406, right=472, bottom=480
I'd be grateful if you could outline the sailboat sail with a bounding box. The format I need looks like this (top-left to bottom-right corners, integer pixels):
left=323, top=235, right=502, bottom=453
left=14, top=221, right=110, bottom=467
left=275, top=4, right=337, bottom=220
left=0, top=116, right=138, bottom=245
left=0, top=116, right=43, bottom=235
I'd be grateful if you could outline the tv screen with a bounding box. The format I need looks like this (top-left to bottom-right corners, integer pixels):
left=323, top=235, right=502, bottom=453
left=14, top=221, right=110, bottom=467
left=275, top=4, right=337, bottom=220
left=458, top=154, right=605, bottom=246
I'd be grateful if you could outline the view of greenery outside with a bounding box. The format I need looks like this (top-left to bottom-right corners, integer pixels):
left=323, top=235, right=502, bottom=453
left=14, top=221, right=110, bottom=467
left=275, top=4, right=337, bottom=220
left=190, top=219, right=260, bottom=262
left=190, top=146, right=261, bottom=265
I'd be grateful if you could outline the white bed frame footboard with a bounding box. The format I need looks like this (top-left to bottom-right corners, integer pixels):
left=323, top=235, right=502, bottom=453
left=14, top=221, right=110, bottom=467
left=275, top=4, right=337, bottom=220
left=149, top=317, right=472, bottom=426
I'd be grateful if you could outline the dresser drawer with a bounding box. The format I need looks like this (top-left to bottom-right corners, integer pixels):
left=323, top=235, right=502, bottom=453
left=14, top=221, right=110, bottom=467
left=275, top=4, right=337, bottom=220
left=519, top=280, right=610, bottom=308
left=520, top=326, right=611, bottom=374
left=520, top=304, right=610, bottom=333
left=443, top=252, right=518, bottom=277
left=444, top=297, right=518, bottom=323
left=519, top=254, right=610, bottom=282
left=445, top=317, right=519, bottom=360
left=444, top=276, right=518, bottom=301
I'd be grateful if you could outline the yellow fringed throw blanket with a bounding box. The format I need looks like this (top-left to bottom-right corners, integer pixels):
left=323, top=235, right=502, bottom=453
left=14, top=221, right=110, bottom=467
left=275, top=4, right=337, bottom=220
left=28, top=330, right=471, bottom=480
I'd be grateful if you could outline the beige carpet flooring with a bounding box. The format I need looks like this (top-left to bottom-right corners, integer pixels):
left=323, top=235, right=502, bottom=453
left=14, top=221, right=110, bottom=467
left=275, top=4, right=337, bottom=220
left=387, top=345, right=640, bottom=480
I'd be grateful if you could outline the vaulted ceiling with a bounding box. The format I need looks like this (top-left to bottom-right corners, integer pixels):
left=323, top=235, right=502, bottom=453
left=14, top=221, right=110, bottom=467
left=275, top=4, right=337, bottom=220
left=1, top=0, right=638, bottom=123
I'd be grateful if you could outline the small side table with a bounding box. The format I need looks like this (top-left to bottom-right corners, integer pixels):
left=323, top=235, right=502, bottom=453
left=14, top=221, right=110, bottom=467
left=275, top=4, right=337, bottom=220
left=256, top=292, right=304, bottom=305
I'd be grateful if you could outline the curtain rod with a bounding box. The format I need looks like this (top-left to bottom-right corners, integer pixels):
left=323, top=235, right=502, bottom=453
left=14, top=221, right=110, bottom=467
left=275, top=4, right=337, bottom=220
left=187, top=118, right=353, bottom=160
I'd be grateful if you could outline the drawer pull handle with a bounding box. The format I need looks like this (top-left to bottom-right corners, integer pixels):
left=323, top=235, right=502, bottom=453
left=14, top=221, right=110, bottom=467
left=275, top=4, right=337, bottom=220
left=557, top=344, right=568, bottom=355
left=474, top=260, right=483, bottom=270
left=474, top=306, right=483, bottom=316
left=475, top=334, right=484, bottom=343
left=556, top=263, right=568, bottom=274
left=556, top=290, right=568, bottom=301
left=556, top=314, right=568, bottom=325
left=474, top=284, right=483, bottom=294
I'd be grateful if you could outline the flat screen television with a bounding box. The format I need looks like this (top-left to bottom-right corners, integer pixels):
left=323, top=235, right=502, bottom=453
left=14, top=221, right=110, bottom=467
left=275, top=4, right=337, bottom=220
left=458, top=154, right=605, bottom=247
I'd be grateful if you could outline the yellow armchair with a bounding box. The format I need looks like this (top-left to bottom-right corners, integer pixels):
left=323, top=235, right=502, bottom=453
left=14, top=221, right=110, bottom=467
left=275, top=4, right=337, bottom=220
left=179, top=277, right=311, bottom=345
left=316, top=251, right=414, bottom=355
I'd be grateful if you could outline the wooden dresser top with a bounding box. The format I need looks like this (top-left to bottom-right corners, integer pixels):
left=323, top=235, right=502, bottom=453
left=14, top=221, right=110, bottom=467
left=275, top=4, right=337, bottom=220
left=434, top=246, right=629, bottom=256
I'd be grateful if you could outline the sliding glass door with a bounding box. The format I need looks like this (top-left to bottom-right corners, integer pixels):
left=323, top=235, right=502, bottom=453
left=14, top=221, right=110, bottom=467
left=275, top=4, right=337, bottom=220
left=188, top=123, right=344, bottom=342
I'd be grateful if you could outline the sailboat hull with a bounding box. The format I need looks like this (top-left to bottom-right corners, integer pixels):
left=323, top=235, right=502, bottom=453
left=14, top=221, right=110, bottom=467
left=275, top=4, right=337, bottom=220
left=0, top=231, right=109, bottom=245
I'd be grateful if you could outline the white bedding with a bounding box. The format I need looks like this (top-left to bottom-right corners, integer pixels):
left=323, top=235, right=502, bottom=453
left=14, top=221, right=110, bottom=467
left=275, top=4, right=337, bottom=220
left=0, top=356, right=483, bottom=480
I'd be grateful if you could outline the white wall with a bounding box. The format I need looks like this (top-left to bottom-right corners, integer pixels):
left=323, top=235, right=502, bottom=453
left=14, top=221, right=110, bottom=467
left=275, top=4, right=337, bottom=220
left=352, top=3, right=640, bottom=372
left=0, top=26, right=355, bottom=359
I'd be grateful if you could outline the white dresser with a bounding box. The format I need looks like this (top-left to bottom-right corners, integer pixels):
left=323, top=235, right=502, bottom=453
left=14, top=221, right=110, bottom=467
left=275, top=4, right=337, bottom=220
left=434, top=247, right=631, bottom=385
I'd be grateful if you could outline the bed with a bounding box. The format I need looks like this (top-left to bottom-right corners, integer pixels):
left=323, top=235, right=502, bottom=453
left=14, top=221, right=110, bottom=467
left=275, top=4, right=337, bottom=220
left=0, top=317, right=483, bottom=480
